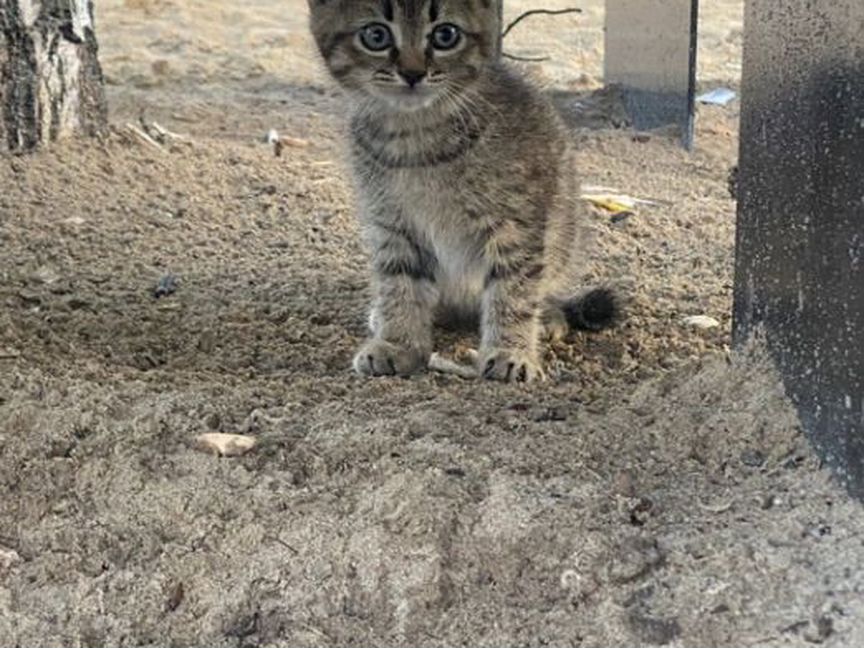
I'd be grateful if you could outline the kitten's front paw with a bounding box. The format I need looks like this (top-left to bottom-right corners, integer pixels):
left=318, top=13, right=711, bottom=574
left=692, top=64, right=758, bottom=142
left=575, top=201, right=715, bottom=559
left=353, top=339, right=428, bottom=377
left=479, top=348, right=545, bottom=383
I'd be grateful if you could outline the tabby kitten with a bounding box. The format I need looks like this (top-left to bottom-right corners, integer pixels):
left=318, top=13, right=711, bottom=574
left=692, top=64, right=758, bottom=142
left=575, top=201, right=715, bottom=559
left=308, top=0, right=618, bottom=382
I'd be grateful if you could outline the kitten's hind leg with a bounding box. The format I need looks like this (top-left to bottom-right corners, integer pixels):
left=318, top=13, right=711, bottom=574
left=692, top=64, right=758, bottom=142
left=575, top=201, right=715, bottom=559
left=541, top=299, right=571, bottom=342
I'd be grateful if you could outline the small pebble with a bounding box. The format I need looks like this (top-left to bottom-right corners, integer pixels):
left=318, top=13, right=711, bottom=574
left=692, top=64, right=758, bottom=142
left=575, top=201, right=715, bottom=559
left=683, top=315, right=720, bottom=330
left=31, top=265, right=60, bottom=285
left=0, top=548, right=22, bottom=573
left=195, top=433, right=257, bottom=457
left=741, top=449, right=766, bottom=468
left=154, top=275, right=179, bottom=299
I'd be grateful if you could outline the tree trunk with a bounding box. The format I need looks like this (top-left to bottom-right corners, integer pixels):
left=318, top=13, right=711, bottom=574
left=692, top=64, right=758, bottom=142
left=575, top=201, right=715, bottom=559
left=495, top=0, right=503, bottom=57
left=0, top=0, right=107, bottom=152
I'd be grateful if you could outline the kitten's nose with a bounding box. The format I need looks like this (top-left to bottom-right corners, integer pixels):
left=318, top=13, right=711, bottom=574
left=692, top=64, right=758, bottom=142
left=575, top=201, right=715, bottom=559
left=399, top=69, right=427, bottom=88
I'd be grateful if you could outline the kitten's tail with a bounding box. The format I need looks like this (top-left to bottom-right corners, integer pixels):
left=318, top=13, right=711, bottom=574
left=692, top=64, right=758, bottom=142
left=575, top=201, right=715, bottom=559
left=562, top=288, right=623, bottom=332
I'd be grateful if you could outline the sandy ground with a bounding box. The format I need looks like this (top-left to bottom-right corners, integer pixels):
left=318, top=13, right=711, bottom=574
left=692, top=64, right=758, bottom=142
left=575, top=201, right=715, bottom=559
left=1, top=1, right=863, bottom=646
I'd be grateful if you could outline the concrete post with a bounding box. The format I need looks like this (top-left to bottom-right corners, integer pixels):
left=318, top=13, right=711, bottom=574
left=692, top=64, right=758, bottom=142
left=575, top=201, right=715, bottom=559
left=604, top=0, right=698, bottom=149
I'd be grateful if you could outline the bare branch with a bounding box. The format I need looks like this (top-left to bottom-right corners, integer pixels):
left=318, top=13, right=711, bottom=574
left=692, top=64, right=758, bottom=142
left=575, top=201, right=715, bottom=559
left=501, top=8, right=582, bottom=40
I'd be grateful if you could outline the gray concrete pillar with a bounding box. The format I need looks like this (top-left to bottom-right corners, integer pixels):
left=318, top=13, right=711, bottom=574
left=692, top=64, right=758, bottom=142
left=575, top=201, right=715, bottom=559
left=604, top=0, right=698, bottom=148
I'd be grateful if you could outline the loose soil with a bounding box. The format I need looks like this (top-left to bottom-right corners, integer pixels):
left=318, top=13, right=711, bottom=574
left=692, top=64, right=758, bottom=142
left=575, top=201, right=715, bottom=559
left=1, top=1, right=862, bottom=646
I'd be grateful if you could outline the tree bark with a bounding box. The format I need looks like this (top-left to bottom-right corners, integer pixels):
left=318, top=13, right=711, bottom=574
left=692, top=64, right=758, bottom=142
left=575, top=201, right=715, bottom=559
left=0, top=0, right=107, bottom=152
left=495, top=0, right=503, bottom=57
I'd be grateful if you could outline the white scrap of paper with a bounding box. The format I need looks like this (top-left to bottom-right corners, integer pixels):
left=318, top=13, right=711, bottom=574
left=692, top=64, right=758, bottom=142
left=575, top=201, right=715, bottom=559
left=697, top=88, right=737, bottom=106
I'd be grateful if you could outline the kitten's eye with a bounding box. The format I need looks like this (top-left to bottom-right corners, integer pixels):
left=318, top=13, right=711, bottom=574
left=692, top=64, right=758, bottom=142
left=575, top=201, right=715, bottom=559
left=431, top=24, right=462, bottom=50
left=359, top=23, right=394, bottom=52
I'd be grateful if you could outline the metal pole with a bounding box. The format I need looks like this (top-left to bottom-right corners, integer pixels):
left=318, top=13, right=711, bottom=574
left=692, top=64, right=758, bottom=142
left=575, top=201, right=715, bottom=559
left=734, top=0, right=864, bottom=496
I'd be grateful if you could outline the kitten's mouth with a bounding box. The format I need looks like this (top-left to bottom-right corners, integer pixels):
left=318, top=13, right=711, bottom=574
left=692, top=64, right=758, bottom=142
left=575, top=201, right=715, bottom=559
left=374, top=85, right=440, bottom=111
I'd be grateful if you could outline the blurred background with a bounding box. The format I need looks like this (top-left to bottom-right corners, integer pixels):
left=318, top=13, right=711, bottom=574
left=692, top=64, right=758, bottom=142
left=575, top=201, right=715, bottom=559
left=97, top=0, right=744, bottom=120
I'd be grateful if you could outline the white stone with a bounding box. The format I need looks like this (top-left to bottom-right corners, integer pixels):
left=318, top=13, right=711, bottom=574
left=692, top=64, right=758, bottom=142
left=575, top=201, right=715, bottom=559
left=683, top=315, right=721, bottom=330
left=195, top=433, right=257, bottom=457
left=0, top=548, right=21, bottom=573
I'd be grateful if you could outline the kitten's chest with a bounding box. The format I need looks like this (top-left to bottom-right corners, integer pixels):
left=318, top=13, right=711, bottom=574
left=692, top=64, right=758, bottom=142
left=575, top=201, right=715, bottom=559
left=354, top=147, right=500, bottom=317
left=387, top=168, right=463, bottom=219
left=350, top=111, right=488, bottom=230
left=389, top=169, right=488, bottom=301
left=383, top=169, right=484, bottom=256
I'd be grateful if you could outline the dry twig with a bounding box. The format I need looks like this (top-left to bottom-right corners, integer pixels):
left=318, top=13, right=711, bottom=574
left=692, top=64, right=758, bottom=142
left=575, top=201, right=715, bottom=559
left=503, top=53, right=551, bottom=63
left=125, top=123, right=163, bottom=150
left=501, top=7, right=582, bottom=64
left=502, top=8, right=582, bottom=40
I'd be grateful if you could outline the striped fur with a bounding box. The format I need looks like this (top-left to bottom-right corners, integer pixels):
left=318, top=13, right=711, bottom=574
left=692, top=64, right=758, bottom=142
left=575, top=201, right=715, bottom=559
left=308, top=0, right=618, bottom=382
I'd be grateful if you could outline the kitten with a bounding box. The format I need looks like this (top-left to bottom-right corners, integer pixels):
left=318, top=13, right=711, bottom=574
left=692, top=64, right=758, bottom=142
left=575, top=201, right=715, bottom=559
left=308, top=0, right=619, bottom=382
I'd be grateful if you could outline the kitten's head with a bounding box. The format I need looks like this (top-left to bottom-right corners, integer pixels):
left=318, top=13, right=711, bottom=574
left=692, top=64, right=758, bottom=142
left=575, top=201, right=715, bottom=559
left=308, top=0, right=498, bottom=112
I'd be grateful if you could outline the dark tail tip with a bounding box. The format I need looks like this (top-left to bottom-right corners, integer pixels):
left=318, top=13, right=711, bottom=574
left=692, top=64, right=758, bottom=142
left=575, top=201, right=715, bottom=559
left=563, top=288, right=623, bottom=332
